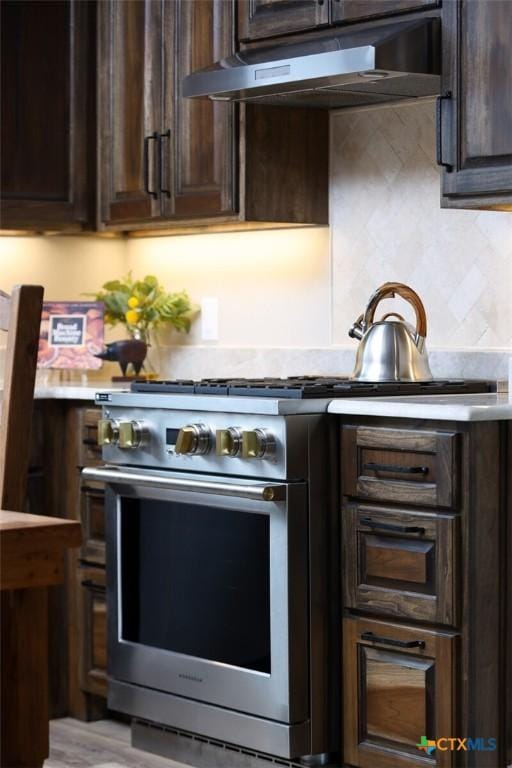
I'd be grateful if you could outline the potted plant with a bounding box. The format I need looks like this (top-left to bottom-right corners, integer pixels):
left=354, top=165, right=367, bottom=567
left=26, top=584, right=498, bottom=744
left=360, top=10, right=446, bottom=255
left=90, top=273, right=197, bottom=378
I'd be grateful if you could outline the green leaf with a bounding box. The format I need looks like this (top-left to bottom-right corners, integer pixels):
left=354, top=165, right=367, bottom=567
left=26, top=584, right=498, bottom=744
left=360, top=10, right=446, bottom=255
left=102, top=280, right=127, bottom=292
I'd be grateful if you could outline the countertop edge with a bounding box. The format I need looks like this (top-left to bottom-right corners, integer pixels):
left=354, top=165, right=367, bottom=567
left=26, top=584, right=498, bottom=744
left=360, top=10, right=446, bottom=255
left=327, top=398, right=512, bottom=421
left=27, top=387, right=512, bottom=421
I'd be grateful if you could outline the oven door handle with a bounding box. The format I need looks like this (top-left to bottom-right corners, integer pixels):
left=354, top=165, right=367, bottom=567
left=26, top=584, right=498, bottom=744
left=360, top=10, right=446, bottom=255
left=81, top=466, right=286, bottom=502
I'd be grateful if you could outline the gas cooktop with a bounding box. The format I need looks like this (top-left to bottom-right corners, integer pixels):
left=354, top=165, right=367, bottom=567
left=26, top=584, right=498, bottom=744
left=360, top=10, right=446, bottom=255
left=130, top=377, right=492, bottom=399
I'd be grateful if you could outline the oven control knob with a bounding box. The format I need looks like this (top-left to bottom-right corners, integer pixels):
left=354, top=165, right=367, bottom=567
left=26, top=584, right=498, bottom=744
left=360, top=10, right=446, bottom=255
left=216, top=427, right=243, bottom=457
left=97, top=419, right=119, bottom=446
left=175, top=424, right=210, bottom=455
left=242, top=429, right=276, bottom=459
left=118, top=420, right=146, bottom=449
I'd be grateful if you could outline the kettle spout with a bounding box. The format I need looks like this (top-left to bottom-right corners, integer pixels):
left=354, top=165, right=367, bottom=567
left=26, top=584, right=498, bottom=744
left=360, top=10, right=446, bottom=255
left=348, top=314, right=365, bottom=340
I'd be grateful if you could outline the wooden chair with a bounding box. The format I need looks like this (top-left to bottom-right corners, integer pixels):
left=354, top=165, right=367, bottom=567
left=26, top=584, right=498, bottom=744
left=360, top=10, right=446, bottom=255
left=0, top=284, right=44, bottom=510
left=0, top=284, right=81, bottom=768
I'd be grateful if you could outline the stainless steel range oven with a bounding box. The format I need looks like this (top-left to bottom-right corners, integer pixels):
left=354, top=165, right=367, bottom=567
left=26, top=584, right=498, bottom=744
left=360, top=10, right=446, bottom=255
left=83, top=397, right=338, bottom=762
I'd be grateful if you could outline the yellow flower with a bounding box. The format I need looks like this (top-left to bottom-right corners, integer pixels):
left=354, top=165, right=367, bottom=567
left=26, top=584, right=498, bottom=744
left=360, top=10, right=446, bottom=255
left=125, top=309, right=139, bottom=325
left=127, top=296, right=139, bottom=309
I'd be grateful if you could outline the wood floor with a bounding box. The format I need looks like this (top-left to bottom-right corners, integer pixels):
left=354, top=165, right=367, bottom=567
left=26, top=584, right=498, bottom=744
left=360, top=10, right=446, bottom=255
left=46, top=718, right=188, bottom=768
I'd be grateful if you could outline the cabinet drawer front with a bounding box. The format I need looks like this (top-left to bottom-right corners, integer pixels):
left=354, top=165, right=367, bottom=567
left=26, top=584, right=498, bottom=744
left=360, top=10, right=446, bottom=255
left=80, top=481, right=106, bottom=566
left=78, top=407, right=102, bottom=467
left=341, top=426, right=459, bottom=509
left=343, top=505, right=458, bottom=625
left=78, top=565, right=107, bottom=698
left=343, top=617, right=457, bottom=768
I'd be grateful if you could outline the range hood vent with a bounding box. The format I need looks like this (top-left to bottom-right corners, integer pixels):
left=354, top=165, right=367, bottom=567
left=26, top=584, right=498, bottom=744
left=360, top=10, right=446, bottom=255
left=183, top=18, right=440, bottom=109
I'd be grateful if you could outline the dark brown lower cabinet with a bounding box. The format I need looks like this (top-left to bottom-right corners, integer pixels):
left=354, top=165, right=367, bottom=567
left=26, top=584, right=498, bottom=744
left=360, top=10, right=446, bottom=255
left=341, top=418, right=509, bottom=768
left=343, top=616, right=456, bottom=768
left=67, top=405, right=108, bottom=721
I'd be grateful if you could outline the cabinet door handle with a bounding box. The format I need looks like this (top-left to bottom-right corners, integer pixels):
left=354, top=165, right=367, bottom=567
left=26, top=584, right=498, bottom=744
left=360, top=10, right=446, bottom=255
left=159, top=129, right=171, bottom=198
left=360, top=517, right=425, bottom=535
left=361, top=631, right=425, bottom=649
left=362, top=462, right=429, bottom=475
left=82, top=438, right=100, bottom=446
left=436, top=92, right=453, bottom=171
left=143, top=133, right=159, bottom=198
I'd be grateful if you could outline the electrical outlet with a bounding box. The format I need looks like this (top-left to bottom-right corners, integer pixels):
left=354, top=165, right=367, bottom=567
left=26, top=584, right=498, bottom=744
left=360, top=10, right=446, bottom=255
left=201, top=297, right=219, bottom=341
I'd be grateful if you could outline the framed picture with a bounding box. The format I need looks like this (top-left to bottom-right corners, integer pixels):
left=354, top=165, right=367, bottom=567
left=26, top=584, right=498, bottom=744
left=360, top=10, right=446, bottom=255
left=38, top=302, right=104, bottom=370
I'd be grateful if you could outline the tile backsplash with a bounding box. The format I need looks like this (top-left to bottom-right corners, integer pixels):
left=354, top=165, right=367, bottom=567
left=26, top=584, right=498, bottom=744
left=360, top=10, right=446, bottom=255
left=330, top=101, right=512, bottom=349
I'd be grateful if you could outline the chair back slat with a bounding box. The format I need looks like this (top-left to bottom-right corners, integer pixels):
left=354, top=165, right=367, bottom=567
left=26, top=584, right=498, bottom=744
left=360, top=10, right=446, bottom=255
left=0, top=285, right=44, bottom=511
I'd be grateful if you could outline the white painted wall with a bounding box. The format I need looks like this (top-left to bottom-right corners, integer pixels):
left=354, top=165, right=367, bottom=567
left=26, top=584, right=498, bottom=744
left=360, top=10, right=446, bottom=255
left=125, top=227, right=331, bottom=348
left=0, top=235, right=126, bottom=301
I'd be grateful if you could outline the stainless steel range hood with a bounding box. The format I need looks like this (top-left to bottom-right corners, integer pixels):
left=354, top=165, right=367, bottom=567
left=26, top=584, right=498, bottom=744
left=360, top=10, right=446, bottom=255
left=183, top=18, right=440, bottom=109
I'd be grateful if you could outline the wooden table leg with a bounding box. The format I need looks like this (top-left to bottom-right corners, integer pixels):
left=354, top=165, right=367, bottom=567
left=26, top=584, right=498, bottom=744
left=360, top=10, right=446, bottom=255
left=1, top=587, right=49, bottom=768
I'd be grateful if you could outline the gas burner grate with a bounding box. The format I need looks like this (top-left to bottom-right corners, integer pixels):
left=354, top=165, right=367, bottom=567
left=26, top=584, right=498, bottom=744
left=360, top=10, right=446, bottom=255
left=130, top=377, right=492, bottom=399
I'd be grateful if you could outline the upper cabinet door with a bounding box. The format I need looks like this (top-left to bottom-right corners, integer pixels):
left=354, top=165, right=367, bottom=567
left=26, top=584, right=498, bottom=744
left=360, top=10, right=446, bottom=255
left=332, top=0, right=438, bottom=24
left=238, top=0, right=329, bottom=42
left=98, top=0, right=163, bottom=227
left=440, top=0, right=512, bottom=207
left=0, top=0, right=90, bottom=231
left=162, top=0, right=237, bottom=220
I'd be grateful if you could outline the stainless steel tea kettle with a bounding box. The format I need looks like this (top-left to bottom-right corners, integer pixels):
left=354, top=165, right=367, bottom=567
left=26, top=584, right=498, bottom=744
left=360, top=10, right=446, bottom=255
left=348, top=282, right=433, bottom=382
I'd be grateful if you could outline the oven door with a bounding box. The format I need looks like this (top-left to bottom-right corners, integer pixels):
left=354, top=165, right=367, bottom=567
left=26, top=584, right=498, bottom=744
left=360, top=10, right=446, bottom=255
left=83, top=465, right=309, bottom=726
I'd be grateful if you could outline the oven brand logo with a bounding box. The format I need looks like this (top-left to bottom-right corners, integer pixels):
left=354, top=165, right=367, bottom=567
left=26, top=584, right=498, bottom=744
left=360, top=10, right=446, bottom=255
left=178, top=673, right=203, bottom=684
left=417, top=736, right=497, bottom=753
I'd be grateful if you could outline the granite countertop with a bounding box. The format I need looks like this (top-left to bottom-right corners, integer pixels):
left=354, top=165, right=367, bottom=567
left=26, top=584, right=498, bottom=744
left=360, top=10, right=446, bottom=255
left=327, top=392, right=512, bottom=421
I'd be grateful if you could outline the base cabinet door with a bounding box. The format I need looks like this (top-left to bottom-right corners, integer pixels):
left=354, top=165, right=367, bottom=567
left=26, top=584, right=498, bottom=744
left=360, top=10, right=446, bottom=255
left=343, top=617, right=456, bottom=768
left=440, top=0, right=512, bottom=208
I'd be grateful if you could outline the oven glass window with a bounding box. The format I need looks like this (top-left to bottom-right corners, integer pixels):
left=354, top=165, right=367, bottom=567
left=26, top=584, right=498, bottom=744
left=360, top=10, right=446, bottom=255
left=120, top=498, right=271, bottom=673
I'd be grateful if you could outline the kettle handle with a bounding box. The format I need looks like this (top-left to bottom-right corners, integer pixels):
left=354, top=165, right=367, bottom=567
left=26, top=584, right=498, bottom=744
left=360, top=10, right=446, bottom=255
left=363, top=282, right=427, bottom=339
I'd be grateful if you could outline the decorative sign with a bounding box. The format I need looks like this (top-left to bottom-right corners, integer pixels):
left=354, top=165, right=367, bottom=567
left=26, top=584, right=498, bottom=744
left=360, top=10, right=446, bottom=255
left=38, top=302, right=104, bottom=369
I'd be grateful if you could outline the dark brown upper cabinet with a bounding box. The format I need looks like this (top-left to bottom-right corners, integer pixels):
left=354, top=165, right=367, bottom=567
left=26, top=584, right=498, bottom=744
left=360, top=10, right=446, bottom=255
left=332, top=0, right=438, bottom=24
left=97, top=0, right=163, bottom=226
left=238, top=0, right=329, bottom=42
left=0, top=0, right=91, bottom=232
left=238, top=0, right=438, bottom=42
left=98, top=0, right=236, bottom=228
left=98, top=0, right=328, bottom=232
left=163, top=0, right=236, bottom=220
left=439, top=0, right=512, bottom=210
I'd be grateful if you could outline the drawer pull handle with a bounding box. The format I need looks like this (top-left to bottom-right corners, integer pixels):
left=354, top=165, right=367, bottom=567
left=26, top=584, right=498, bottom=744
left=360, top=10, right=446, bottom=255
left=360, top=517, right=425, bottom=535
left=361, top=631, right=425, bottom=649
left=81, top=579, right=106, bottom=593
left=363, top=462, right=429, bottom=475
left=82, top=438, right=100, bottom=447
